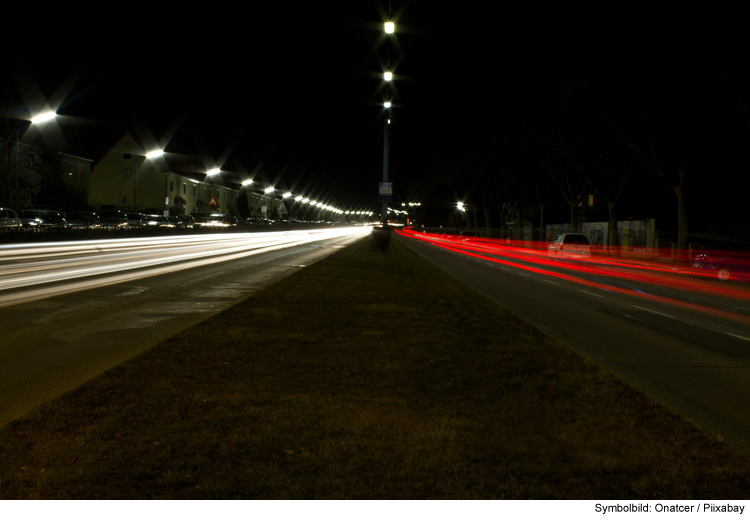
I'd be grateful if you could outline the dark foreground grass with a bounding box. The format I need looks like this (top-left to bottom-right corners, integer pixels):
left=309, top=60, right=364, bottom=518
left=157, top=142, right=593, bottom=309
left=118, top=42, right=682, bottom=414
left=1, top=234, right=750, bottom=499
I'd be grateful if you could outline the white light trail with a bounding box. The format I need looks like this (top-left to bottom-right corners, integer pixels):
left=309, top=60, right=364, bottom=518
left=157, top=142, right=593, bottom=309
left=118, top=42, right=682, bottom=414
left=0, top=227, right=371, bottom=307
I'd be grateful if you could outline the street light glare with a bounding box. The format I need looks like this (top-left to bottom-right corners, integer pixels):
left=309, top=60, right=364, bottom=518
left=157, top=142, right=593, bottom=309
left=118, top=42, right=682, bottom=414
left=206, top=168, right=221, bottom=176
left=384, top=101, right=392, bottom=109
left=145, top=149, right=164, bottom=159
left=31, top=111, right=57, bottom=124
left=385, top=22, right=395, bottom=34
left=384, top=71, right=393, bottom=81
left=265, top=187, right=275, bottom=194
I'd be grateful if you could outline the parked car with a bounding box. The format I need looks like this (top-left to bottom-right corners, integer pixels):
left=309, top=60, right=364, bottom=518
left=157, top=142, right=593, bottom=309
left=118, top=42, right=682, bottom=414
left=194, top=213, right=230, bottom=227
left=0, top=207, right=21, bottom=229
left=548, top=233, right=591, bottom=258
left=692, top=249, right=750, bottom=282
left=66, top=211, right=99, bottom=229
left=126, top=213, right=146, bottom=228
left=145, top=214, right=172, bottom=227
left=170, top=214, right=195, bottom=228
left=98, top=210, right=128, bottom=229
left=20, top=209, right=67, bottom=229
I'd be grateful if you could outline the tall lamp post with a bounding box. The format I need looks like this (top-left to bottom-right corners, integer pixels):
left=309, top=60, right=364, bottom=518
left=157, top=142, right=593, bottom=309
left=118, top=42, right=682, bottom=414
left=14, top=111, right=57, bottom=211
left=134, top=149, right=164, bottom=212
left=381, top=20, right=395, bottom=227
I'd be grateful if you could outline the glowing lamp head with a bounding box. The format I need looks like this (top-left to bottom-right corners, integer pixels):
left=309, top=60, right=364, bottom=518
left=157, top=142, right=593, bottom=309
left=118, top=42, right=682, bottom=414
left=206, top=168, right=221, bottom=176
left=385, top=22, right=395, bottom=34
left=31, top=111, right=57, bottom=124
left=384, top=71, right=393, bottom=81
left=146, top=149, right=164, bottom=159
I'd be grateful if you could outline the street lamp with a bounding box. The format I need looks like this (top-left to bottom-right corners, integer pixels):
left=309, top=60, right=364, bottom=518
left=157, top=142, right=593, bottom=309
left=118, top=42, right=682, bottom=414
left=14, top=111, right=58, bottom=211
left=133, top=149, right=164, bottom=213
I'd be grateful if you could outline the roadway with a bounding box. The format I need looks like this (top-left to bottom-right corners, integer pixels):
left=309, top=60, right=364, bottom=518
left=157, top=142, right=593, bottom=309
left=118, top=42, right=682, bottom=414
left=397, top=229, right=750, bottom=457
left=0, top=227, right=370, bottom=427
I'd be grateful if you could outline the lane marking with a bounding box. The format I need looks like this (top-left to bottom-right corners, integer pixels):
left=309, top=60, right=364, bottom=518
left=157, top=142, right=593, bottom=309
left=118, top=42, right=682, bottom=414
left=578, top=289, right=603, bottom=297
left=632, top=305, right=675, bottom=318
left=727, top=333, right=750, bottom=343
left=543, top=280, right=560, bottom=285
left=517, top=272, right=531, bottom=277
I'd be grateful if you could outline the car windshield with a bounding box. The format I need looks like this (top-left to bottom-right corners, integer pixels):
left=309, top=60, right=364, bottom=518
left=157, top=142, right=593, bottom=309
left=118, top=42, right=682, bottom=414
left=566, top=235, right=589, bottom=245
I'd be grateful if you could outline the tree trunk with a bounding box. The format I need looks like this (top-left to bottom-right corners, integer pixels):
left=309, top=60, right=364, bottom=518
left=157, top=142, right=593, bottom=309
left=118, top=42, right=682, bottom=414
left=675, top=178, right=688, bottom=259
left=607, top=202, right=618, bottom=256
left=515, top=207, right=524, bottom=243
left=569, top=201, right=578, bottom=232
left=538, top=203, right=546, bottom=242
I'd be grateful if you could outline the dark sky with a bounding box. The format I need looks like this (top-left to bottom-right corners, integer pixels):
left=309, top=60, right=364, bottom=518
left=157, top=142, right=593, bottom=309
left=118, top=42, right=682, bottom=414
left=4, top=3, right=749, bottom=229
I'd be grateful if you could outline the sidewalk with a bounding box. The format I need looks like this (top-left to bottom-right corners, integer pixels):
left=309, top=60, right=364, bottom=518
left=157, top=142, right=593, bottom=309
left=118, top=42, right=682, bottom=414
left=1, top=232, right=749, bottom=499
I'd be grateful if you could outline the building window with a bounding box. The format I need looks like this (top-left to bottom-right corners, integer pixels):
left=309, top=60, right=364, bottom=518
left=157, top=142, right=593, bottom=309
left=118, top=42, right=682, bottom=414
left=77, top=164, right=84, bottom=179
left=123, top=153, right=132, bottom=160
left=169, top=179, right=174, bottom=192
left=588, top=194, right=594, bottom=207
left=193, top=185, right=196, bottom=197
left=183, top=183, right=187, bottom=195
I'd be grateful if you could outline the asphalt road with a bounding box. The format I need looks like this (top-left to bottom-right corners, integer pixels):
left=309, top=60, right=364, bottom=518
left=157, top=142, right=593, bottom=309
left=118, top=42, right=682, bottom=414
left=0, top=228, right=369, bottom=427
left=397, top=230, right=750, bottom=457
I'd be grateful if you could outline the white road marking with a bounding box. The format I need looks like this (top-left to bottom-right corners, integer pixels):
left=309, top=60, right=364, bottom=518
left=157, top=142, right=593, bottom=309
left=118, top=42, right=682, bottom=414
left=727, top=333, right=750, bottom=343
left=578, top=289, right=603, bottom=297
left=543, top=280, right=560, bottom=285
left=632, top=305, right=675, bottom=318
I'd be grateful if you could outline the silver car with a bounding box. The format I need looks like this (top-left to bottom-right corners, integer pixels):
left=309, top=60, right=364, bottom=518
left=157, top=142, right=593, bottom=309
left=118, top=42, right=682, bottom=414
left=0, top=208, right=21, bottom=229
left=548, top=233, right=591, bottom=258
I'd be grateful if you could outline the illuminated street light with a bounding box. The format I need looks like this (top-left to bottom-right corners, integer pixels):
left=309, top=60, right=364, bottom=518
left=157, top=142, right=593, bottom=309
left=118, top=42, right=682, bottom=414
left=206, top=168, right=221, bottom=177
left=384, top=71, right=393, bottom=81
left=264, top=187, right=275, bottom=194
left=385, top=22, right=395, bottom=34
left=14, top=111, right=59, bottom=211
left=134, top=148, right=164, bottom=213
left=31, top=111, right=57, bottom=124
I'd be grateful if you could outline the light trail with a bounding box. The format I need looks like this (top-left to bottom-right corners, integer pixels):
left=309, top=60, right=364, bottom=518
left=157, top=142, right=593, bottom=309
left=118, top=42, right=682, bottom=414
left=0, top=227, right=370, bottom=307
left=397, top=228, right=750, bottom=326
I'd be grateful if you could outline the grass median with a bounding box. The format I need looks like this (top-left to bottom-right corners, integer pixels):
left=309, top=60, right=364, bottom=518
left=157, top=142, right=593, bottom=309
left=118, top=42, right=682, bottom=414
left=1, top=232, right=749, bottom=499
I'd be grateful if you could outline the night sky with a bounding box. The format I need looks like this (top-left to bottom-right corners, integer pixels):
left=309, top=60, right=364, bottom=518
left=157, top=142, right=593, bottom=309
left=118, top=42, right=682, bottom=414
left=3, top=3, right=748, bottom=235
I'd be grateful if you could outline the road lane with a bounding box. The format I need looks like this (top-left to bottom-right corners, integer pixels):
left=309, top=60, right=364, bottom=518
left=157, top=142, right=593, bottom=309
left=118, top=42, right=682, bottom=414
left=397, top=230, right=750, bottom=456
left=0, top=228, right=369, bottom=426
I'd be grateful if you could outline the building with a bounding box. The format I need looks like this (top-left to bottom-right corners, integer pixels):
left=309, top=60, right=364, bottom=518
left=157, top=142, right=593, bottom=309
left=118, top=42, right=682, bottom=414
left=89, top=132, right=239, bottom=216
left=0, top=136, right=92, bottom=211
left=247, top=191, right=282, bottom=219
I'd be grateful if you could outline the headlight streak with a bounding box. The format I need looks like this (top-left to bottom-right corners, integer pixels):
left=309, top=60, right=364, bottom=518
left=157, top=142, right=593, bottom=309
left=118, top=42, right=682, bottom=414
left=0, top=228, right=371, bottom=307
left=397, top=229, right=750, bottom=327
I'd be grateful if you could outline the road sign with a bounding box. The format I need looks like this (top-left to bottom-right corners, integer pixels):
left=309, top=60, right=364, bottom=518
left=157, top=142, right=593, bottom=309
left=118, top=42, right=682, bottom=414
left=208, top=197, right=218, bottom=207
left=379, top=182, right=392, bottom=202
